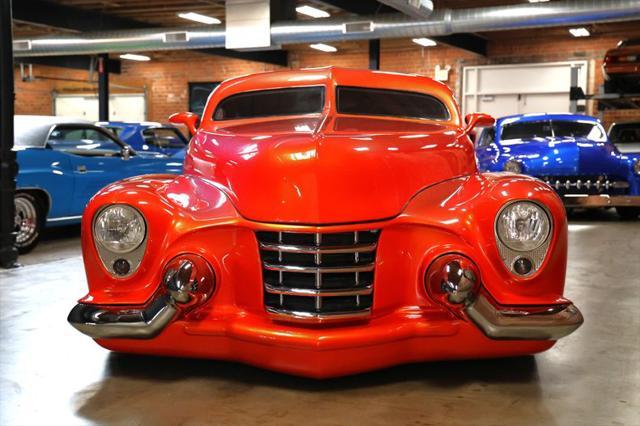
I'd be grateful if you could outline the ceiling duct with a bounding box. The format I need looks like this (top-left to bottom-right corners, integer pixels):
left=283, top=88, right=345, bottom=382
left=377, top=0, right=434, bottom=19
left=13, top=0, right=640, bottom=57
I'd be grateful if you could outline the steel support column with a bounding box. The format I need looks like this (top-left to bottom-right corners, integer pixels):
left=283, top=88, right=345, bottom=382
left=369, top=39, right=380, bottom=70
left=0, top=0, right=18, bottom=268
left=98, top=54, right=109, bottom=121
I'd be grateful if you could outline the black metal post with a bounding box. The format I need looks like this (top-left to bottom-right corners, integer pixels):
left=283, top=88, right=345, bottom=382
left=369, top=39, right=380, bottom=70
left=98, top=53, right=109, bottom=121
left=0, top=0, right=19, bottom=268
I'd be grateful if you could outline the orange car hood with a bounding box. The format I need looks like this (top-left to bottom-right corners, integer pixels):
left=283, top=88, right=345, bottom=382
left=187, top=115, right=476, bottom=224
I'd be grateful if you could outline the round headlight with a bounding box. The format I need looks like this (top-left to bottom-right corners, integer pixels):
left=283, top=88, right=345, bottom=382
left=496, top=201, right=551, bottom=252
left=634, top=159, right=640, bottom=176
left=94, top=204, right=146, bottom=253
left=503, top=159, right=523, bottom=174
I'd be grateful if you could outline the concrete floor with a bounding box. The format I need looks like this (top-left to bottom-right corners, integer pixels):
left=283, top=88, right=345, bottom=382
left=1, top=210, right=639, bottom=426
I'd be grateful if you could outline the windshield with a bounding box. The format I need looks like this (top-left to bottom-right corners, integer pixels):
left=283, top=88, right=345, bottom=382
left=142, top=128, right=187, bottom=148
left=501, top=121, right=552, bottom=140
left=214, top=86, right=325, bottom=120
left=609, top=123, right=640, bottom=144
left=501, top=119, right=604, bottom=141
left=337, top=86, right=450, bottom=120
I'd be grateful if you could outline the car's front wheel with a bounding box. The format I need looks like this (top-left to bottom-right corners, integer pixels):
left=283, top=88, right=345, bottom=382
left=617, top=207, right=640, bottom=220
left=14, top=192, right=44, bottom=253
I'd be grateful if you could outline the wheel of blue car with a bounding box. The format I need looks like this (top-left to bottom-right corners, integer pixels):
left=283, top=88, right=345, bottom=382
left=14, top=193, right=43, bottom=254
left=617, top=207, right=640, bottom=220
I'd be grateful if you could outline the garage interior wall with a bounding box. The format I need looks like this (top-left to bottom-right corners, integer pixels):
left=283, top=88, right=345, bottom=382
left=14, top=33, right=640, bottom=128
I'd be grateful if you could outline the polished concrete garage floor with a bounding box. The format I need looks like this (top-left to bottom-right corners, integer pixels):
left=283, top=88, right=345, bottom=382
left=1, top=211, right=639, bottom=425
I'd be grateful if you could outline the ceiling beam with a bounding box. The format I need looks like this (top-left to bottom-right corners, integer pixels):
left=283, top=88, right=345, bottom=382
left=318, top=0, right=487, bottom=56
left=271, top=0, right=297, bottom=22
left=197, top=48, right=288, bottom=66
left=13, top=0, right=288, bottom=66
left=317, top=0, right=395, bottom=15
left=431, top=33, right=487, bottom=56
left=12, top=0, right=153, bottom=32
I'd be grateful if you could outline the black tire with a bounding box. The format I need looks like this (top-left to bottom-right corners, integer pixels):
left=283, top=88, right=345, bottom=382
left=616, top=207, right=640, bottom=220
left=14, top=192, right=44, bottom=254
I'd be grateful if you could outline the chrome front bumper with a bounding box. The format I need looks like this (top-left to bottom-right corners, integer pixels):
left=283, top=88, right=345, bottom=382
left=562, top=194, right=640, bottom=208
left=68, top=296, right=178, bottom=339
left=68, top=257, right=212, bottom=339
left=69, top=292, right=583, bottom=342
left=465, top=295, right=583, bottom=340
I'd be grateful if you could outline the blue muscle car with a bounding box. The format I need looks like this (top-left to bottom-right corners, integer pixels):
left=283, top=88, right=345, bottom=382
left=475, top=113, right=640, bottom=219
left=97, top=121, right=188, bottom=156
left=14, top=115, right=185, bottom=253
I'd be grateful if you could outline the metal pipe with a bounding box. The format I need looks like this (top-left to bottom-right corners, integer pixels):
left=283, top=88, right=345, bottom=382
left=98, top=54, right=109, bottom=121
left=13, top=0, right=640, bottom=57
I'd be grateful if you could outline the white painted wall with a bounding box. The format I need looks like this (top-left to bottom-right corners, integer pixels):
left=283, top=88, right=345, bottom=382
left=462, top=61, right=588, bottom=117
left=54, top=93, right=146, bottom=121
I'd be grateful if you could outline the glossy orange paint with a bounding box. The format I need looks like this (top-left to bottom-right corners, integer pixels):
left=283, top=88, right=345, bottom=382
left=76, top=67, right=575, bottom=378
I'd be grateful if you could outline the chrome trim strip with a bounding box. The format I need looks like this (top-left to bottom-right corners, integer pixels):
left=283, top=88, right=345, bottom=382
left=263, top=263, right=375, bottom=273
left=259, top=241, right=377, bottom=254
left=562, top=195, right=640, bottom=207
left=465, top=294, right=584, bottom=340
left=266, top=306, right=371, bottom=323
left=47, top=215, right=82, bottom=223
left=264, top=283, right=373, bottom=296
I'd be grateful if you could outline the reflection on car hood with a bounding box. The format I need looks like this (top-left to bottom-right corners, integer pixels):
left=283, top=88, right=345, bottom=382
left=186, top=115, right=475, bottom=224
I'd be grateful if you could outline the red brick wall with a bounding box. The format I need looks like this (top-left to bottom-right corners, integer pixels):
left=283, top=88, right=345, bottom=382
left=14, top=34, right=640, bottom=128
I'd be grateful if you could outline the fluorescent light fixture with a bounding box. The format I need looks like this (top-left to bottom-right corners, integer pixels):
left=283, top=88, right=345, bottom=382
left=296, top=5, right=330, bottom=18
left=412, top=37, right=437, bottom=47
left=310, top=43, right=337, bottom=52
left=119, top=53, right=151, bottom=61
left=177, top=12, right=221, bottom=25
left=569, top=27, right=590, bottom=37
left=528, top=0, right=550, bottom=2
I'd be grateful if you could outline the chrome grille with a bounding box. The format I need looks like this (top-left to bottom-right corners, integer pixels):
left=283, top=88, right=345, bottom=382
left=540, top=175, right=629, bottom=196
left=256, top=230, right=380, bottom=322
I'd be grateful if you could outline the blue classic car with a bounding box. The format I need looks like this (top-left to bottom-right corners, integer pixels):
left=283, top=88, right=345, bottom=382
left=97, top=121, right=189, bottom=155
left=14, top=115, right=185, bottom=253
left=475, top=113, right=640, bottom=219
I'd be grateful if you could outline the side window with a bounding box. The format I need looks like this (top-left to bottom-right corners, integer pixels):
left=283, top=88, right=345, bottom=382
left=142, top=128, right=187, bottom=148
left=477, top=128, right=495, bottom=148
left=47, top=126, right=122, bottom=156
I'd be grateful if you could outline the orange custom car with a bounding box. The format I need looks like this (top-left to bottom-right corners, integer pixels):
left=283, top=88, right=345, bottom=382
left=68, top=67, right=583, bottom=378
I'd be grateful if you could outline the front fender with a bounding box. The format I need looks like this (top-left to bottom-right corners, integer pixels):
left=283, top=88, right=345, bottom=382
left=80, top=174, right=240, bottom=305
left=401, top=172, right=568, bottom=306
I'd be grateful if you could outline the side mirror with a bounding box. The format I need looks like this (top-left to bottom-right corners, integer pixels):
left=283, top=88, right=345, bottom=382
left=169, top=112, right=200, bottom=136
left=121, top=146, right=131, bottom=161
left=464, top=113, right=495, bottom=135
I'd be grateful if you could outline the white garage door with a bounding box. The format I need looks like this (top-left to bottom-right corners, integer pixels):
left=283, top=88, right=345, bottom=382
left=462, top=61, right=588, bottom=117
left=54, top=93, right=146, bottom=121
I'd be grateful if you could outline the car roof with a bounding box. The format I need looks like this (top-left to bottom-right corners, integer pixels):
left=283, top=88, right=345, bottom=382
left=14, top=115, right=95, bottom=147
left=202, top=66, right=460, bottom=126
left=496, top=113, right=600, bottom=127
left=98, top=121, right=164, bottom=128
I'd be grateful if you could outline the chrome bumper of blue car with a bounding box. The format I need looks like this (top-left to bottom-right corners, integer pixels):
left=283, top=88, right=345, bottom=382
left=562, top=194, right=640, bottom=208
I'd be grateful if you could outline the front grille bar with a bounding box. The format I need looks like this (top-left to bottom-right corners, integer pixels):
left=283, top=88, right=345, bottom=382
left=259, top=241, right=377, bottom=254
left=265, top=283, right=373, bottom=297
left=257, top=230, right=380, bottom=323
left=263, top=263, right=376, bottom=274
